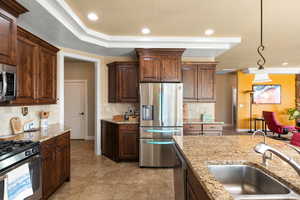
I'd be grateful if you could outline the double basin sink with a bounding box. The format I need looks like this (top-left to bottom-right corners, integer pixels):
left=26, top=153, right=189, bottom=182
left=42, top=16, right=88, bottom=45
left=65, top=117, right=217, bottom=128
left=208, top=164, right=300, bottom=200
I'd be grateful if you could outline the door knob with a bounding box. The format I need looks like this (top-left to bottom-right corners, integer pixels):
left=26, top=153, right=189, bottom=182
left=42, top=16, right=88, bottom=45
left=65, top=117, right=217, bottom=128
left=80, top=112, right=84, bottom=115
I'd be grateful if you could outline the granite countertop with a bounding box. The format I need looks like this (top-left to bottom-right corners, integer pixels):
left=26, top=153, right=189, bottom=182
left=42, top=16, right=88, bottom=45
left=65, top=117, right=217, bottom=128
left=0, top=124, right=71, bottom=142
left=101, top=119, right=139, bottom=124
left=173, top=135, right=300, bottom=200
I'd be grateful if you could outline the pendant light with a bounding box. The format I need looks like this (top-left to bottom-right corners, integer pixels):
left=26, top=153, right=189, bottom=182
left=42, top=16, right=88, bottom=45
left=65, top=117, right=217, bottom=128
left=253, top=0, right=271, bottom=83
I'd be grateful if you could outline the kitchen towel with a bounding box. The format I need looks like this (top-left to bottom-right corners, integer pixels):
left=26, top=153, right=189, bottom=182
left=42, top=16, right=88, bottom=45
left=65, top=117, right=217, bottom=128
left=6, top=163, right=33, bottom=200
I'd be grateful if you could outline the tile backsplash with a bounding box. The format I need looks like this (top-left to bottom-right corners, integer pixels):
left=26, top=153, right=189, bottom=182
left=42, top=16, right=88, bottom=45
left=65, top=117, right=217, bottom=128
left=101, top=103, right=139, bottom=119
left=184, top=103, right=215, bottom=120
left=0, top=105, right=60, bottom=136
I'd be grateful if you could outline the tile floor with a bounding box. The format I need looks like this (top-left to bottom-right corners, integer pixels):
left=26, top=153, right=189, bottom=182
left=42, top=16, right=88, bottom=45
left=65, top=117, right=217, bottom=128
left=49, top=140, right=174, bottom=200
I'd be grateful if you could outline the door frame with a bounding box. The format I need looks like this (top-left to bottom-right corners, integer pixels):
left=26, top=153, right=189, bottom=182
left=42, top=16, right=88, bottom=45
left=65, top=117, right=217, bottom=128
left=58, top=51, right=102, bottom=155
left=64, top=80, right=88, bottom=140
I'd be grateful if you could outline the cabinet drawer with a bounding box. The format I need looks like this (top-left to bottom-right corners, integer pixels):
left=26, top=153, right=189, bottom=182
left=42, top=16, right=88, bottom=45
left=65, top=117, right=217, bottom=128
left=203, top=131, right=222, bottom=136
left=56, top=132, right=70, bottom=148
left=183, top=131, right=201, bottom=136
left=203, top=124, right=222, bottom=131
left=119, top=124, right=139, bottom=131
left=184, top=124, right=202, bottom=131
left=41, top=138, right=56, bottom=158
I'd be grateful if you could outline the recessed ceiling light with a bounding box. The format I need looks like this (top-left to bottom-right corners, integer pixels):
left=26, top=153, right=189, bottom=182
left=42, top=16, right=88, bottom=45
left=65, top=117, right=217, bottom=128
left=87, top=12, right=98, bottom=21
left=141, top=27, right=151, bottom=35
left=282, top=62, right=288, bottom=66
left=205, top=29, right=215, bottom=36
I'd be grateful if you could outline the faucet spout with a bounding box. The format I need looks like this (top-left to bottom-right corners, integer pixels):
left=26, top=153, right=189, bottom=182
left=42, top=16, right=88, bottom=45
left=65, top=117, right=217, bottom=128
left=252, top=130, right=267, bottom=144
left=254, top=143, right=300, bottom=176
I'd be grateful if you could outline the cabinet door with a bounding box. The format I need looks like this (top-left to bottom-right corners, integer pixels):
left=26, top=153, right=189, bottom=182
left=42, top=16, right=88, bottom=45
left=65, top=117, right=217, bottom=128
left=117, top=64, right=139, bottom=102
left=12, top=35, right=38, bottom=104
left=36, top=47, right=57, bottom=104
left=0, top=8, right=17, bottom=65
left=139, top=56, right=161, bottom=82
left=101, top=121, right=116, bottom=160
left=41, top=139, right=57, bottom=199
left=197, top=66, right=216, bottom=102
left=161, top=55, right=181, bottom=82
left=118, top=125, right=138, bottom=161
left=56, top=136, right=69, bottom=187
left=187, top=183, right=198, bottom=200
left=182, top=64, right=198, bottom=101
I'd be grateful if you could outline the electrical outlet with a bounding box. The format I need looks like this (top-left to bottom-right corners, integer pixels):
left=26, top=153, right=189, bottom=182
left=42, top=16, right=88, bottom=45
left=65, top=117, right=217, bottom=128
left=21, top=107, right=29, bottom=116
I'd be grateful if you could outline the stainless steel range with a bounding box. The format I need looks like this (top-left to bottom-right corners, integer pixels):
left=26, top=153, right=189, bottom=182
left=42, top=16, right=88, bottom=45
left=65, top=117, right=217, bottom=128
left=0, top=140, right=41, bottom=200
left=139, top=83, right=183, bottom=168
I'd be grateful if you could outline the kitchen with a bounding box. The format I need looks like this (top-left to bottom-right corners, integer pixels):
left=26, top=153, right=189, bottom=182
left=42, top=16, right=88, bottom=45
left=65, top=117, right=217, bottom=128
left=1, top=0, right=300, bottom=200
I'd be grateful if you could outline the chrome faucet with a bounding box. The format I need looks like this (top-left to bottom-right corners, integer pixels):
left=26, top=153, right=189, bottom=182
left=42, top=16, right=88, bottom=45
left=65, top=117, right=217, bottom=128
left=254, top=143, right=300, bottom=176
left=252, top=130, right=267, bottom=144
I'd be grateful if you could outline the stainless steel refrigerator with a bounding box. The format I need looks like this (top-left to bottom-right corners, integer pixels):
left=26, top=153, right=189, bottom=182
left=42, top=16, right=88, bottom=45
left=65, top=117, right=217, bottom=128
left=139, top=83, right=183, bottom=167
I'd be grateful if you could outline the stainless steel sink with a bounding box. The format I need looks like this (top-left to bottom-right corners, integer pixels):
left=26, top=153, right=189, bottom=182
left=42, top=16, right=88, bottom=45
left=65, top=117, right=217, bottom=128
left=207, top=165, right=300, bottom=200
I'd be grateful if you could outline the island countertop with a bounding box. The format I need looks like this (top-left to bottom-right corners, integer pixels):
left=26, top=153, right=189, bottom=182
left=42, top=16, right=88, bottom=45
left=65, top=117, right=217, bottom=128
left=173, top=135, right=300, bottom=200
left=0, top=124, right=71, bottom=142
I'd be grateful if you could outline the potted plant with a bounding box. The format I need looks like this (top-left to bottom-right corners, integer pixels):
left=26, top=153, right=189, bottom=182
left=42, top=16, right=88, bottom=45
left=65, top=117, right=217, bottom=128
left=287, top=107, right=300, bottom=126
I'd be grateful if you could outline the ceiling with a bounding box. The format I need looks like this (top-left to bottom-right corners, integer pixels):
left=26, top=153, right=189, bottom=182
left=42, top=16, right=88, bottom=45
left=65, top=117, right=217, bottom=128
left=16, top=0, right=300, bottom=70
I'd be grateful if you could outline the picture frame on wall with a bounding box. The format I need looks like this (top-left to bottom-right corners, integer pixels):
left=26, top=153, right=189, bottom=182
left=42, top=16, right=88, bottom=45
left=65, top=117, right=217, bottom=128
left=252, top=85, right=281, bottom=104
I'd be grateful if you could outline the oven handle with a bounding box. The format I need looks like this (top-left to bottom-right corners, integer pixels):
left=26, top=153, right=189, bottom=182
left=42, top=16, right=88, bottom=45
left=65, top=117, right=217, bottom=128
left=2, top=72, right=7, bottom=97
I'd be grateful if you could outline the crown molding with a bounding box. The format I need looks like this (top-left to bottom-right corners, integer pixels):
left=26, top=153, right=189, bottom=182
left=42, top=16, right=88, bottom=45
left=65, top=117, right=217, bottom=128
left=34, top=0, right=241, bottom=53
left=243, top=67, right=300, bottom=74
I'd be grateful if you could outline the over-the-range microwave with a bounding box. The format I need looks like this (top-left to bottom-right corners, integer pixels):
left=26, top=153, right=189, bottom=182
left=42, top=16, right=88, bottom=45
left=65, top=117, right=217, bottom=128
left=0, top=64, right=16, bottom=102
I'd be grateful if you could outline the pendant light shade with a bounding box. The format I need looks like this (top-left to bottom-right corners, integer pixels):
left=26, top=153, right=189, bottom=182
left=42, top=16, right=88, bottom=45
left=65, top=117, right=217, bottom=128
left=253, top=0, right=272, bottom=83
left=253, top=69, right=271, bottom=83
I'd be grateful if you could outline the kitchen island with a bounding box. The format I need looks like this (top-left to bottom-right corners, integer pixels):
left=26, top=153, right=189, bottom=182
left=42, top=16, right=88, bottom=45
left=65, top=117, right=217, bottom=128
left=173, top=135, right=300, bottom=200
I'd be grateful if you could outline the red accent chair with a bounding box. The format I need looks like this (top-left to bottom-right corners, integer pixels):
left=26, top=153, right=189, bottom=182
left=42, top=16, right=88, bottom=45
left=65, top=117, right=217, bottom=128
left=262, top=111, right=296, bottom=139
left=291, top=133, right=300, bottom=147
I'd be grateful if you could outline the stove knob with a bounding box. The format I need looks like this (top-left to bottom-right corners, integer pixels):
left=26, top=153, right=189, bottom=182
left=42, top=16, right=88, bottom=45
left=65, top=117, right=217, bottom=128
left=25, top=151, right=31, bottom=156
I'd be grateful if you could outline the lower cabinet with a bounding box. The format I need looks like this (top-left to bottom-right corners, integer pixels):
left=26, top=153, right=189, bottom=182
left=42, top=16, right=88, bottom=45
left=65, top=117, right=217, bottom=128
left=174, top=144, right=211, bottom=200
left=41, top=132, right=70, bottom=199
left=101, top=120, right=139, bottom=162
left=184, top=124, right=223, bottom=136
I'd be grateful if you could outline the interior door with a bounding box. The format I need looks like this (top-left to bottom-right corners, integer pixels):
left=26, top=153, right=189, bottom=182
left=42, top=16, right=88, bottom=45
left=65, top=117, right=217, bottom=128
left=64, top=81, right=86, bottom=139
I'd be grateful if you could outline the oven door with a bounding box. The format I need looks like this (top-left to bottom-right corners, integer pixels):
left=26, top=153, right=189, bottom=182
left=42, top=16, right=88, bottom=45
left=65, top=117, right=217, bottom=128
left=0, top=155, right=42, bottom=200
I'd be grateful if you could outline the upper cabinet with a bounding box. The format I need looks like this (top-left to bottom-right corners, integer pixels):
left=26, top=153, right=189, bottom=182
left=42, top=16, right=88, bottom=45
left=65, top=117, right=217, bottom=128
left=182, top=62, right=217, bottom=102
left=107, top=62, right=139, bottom=103
left=10, top=27, right=59, bottom=105
left=0, top=1, right=28, bottom=65
left=136, top=48, right=185, bottom=82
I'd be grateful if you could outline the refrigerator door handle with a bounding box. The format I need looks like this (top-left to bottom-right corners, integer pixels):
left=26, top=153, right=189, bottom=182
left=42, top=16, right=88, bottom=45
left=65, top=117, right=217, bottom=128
left=161, top=85, right=164, bottom=126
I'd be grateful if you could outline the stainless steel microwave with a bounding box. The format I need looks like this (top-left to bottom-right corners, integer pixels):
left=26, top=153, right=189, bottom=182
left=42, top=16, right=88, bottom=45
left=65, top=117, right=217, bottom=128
left=0, top=64, right=16, bottom=102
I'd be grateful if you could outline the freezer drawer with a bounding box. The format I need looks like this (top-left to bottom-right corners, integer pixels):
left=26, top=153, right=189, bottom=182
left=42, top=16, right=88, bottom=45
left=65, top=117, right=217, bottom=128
left=139, top=139, right=177, bottom=167
left=140, top=127, right=183, bottom=139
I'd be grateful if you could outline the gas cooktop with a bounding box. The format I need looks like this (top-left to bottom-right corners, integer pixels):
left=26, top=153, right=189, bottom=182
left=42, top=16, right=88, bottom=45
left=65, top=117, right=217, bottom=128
left=0, top=140, right=39, bottom=162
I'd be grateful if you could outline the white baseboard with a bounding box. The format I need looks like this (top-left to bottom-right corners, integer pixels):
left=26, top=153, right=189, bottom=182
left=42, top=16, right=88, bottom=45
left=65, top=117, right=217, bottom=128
left=85, top=136, right=95, bottom=140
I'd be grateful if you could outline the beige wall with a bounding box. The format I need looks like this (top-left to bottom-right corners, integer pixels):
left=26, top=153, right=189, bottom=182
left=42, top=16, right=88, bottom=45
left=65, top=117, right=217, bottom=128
left=184, top=103, right=215, bottom=120
left=215, top=73, right=237, bottom=126
left=64, top=60, right=95, bottom=137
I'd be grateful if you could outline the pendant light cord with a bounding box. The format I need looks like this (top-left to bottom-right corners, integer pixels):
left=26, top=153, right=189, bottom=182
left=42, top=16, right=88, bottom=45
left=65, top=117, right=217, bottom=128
left=257, top=0, right=266, bottom=70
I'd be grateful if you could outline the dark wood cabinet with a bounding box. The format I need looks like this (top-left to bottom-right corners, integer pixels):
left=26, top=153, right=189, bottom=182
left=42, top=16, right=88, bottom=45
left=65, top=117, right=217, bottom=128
left=36, top=46, right=57, bottom=104
left=183, top=124, right=223, bottom=136
left=182, top=64, right=198, bottom=101
left=12, top=34, right=38, bottom=104
left=118, top=125, right=139, bottom=160
left=186, top=166, right=210, bottom=200
left=41, top=132, right=70, bottom=199
left=136, top=48, right=185, bottom=82
left=107, top=62, right=139, bottom=103
left=101, top=120, right=139, bottom=162
left=182, top=62, right=216, bottom=102
left=0, top=8, right=17, bottom=66
left=0, top=1, right=27, bottom=66
left=6, top=27, right=59, bottom=106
